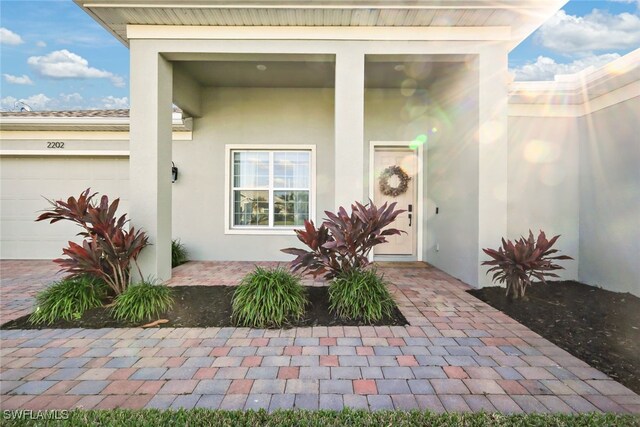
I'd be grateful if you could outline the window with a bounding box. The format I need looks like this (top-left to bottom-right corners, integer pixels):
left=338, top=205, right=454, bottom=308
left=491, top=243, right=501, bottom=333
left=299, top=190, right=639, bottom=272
left=229, top=148, right=313, bottom=231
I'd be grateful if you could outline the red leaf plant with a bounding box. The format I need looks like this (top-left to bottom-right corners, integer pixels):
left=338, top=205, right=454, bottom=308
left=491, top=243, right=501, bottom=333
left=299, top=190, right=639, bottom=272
left=282, top=200, right=405, bottom=279
left=482, top=230, right=573, bottom=299
left=36, top=188, right=149, bottom=295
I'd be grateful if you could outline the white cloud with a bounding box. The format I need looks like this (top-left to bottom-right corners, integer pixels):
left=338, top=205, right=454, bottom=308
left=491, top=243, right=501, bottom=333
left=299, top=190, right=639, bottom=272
left=0, top=92, right=131, bottom=111
left=60, top=93, right=84, bottom=104
left=0, top=96, right=18, bottom=111
left=0, top=94, right=52, bottom=111
left=27, top=49, right=126, bottom=87
left=536, top=10, right=640, bottom=55
left=0, top=27, right=24, bottom=45
left=100, top=96, right=129, bottom=109
left=510, top=53, right=621, bottom=81
left=608, top=0, right=640, bottom=7
left=3, top=74, right=34, bottom=85
left=36, top=40, right=47, bottom=48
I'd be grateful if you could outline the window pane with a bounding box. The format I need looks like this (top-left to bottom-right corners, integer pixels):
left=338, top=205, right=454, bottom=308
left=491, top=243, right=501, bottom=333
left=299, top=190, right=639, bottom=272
left=274, top=151, right=310, bottom=189
left=274, top=191, right=309, bottom=226
left=233, top=190, right=269, bottom=226
left=233, top=151, right=269, bottom=188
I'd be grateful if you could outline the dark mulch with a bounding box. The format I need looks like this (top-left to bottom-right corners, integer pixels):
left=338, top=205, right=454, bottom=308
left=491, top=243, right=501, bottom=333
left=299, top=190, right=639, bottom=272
left=468, top=281, right=640, bottom=394
left=1, top=286, right=407, bottom=330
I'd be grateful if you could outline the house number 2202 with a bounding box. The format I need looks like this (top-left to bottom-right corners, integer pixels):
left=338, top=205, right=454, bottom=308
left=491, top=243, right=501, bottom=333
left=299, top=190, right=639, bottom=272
left=47, top=141, right=65, bottom=149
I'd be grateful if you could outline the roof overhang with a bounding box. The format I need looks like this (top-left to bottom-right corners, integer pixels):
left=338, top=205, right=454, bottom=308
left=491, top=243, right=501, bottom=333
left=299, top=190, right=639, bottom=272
left=74, top=0, right=567, bottom=51
left=509, top=48, right=640, bottom=105
left=0, top=111, right=190, bottom=131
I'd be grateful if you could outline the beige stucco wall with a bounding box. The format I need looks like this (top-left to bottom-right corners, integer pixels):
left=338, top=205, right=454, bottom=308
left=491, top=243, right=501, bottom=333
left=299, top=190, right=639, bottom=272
left=507, top=115, right=580, bottom=280
left=423, top=63, right=480, bottom=286
left=578, top=97, right=640, bottom=295
left=172, top=87, right=335, bottom=261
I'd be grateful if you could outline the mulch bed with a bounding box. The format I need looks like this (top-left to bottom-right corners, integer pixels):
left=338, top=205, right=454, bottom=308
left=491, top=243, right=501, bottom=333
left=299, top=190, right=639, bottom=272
left=468, top=281, right=640, bottom=394
left=1, top=286, right=407, bottom=330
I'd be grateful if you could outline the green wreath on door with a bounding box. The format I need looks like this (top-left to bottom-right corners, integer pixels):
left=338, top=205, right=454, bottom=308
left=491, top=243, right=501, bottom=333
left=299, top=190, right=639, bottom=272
left=379, top=165, right=411, bottom=197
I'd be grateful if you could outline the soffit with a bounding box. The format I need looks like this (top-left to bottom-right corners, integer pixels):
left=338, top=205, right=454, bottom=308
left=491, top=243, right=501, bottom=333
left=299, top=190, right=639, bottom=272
left=74, top=0, right=567, bottom=50
left=175, top=59, right=462, bottom=88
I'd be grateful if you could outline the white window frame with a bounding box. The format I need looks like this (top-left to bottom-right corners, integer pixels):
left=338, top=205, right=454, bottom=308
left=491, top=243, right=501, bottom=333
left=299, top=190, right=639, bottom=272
left=224, top=144, right=316, bottom=235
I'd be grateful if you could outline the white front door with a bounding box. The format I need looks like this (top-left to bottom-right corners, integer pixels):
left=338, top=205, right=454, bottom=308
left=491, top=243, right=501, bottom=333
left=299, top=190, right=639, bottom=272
left=372, top=146, right=418, bottom=257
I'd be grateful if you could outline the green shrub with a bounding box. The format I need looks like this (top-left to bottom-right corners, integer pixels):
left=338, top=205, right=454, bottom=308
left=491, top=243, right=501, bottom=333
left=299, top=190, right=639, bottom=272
left=232, top=266, right=307, bottom=328
left=172, top=239, right=188, bottom=268
left=482, top=230, right=573, bottom=299
left=29, top=275, right=106, bottom=325
left=329, top=268, right=395, bottom=323
left=36, top=188, right=149, bottom=296
left=282, top=200, right=405, bottom=279
left=111, top=280, right=174, bottom=323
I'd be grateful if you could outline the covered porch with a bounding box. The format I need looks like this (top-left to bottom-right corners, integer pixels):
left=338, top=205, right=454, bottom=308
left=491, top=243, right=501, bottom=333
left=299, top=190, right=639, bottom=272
left=129, top=37, right=509, bottom=289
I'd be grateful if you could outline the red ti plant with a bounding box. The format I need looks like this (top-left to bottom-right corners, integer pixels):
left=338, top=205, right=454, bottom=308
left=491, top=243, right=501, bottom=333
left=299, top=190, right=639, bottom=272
left=282, top=200, right=405, bottom=279
left=36, top=189, right=149, bottom=295
left=482, top=230, right=573, bottom=299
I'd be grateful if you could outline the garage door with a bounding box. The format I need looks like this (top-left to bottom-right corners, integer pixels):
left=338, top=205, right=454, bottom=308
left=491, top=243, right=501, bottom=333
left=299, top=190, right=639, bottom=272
left=0, top=156, right=129, bottom=259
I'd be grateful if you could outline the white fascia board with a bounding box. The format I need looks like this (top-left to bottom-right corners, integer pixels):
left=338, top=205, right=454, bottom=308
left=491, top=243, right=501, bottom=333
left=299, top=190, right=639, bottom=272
left=127, top=25, right=511, bottom=41
left=0, top=116, right=186, bottom=128
left=81, top=1, right=564, bottom=10
left=0, top=130, right=193, bottom=140
left=0, top=150, right=130, bottom=157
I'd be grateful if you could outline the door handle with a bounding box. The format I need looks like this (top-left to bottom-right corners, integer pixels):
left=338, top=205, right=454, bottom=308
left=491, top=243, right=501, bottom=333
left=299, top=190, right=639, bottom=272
left=408, top=213, right=412, bottom=227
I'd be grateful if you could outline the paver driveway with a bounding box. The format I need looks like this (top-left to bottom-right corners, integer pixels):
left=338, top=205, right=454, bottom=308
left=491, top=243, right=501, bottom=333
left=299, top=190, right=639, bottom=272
left=1, top=260, right=638, bottom=413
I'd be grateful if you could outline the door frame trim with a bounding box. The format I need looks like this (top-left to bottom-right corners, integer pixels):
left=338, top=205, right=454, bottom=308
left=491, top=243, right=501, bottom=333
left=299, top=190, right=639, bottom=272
left=369, top=141, right=424, bottom=262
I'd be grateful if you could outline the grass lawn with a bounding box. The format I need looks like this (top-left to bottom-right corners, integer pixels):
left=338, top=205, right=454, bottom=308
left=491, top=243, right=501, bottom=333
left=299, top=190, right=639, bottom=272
left=2, top=409, right=639, bottom=426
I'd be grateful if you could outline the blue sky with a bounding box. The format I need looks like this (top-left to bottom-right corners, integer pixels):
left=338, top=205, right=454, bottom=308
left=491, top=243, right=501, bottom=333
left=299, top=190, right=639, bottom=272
left=1, top=0, right=639, bottom=111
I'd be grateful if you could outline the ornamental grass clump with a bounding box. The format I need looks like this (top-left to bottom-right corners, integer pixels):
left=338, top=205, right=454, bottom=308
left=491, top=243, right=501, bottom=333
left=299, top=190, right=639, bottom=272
left=172, top=239, right=188, bottom=268
left=232, top=266, right=307, bottom=328
left=329, top=268, right=395, bottom=323
left=29, top=275, right=106, bottom=325
left=111, top=280, right=174, bottom=323
left=482, top=230, right=573, bottom=299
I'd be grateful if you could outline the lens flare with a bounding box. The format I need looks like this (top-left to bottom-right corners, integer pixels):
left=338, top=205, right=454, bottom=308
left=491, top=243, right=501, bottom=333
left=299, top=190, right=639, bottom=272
left=478, top=120, right=505, bottom=144
left=400, top=155, right=419, bottom=175
left=410, top=134, right=428, bottom=150
left=524, top=139, right=561, bottom=164
left=401, top=79, right=418, bottom=97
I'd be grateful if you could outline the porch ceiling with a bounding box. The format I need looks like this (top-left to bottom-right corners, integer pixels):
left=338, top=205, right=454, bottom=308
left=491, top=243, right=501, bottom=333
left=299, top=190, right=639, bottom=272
left=174, top=57, right=463, bottom=89
left=74, top=0, right=567, bottom=51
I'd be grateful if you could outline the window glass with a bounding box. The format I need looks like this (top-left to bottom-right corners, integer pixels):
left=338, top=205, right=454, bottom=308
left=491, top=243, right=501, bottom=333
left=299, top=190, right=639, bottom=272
left=274, top=190, right=309, bottom=226
left=233, top=190, right=269, bottom=226
left=274, top=151, right=310, bottom=189
left=233, top=151, right=269, bottom=188
left=231, top=150, right=311, bottom=229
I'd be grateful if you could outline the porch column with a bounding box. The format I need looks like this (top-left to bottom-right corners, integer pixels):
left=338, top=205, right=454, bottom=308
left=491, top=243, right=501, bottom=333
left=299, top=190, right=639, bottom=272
left=129, top=41, right=173, bottom=281
left=477, top=45, right=509, bottom=287
left=334, top=50, right=365, bottom=209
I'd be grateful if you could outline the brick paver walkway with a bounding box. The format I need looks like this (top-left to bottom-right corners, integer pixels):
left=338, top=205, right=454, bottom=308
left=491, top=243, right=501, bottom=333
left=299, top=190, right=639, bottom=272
left=1, top=260, right=638, bottom=413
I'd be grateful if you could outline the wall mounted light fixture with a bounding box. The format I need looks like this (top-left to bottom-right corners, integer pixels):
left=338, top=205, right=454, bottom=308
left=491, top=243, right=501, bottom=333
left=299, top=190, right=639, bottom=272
left=172, top=162, right=178, bottom=183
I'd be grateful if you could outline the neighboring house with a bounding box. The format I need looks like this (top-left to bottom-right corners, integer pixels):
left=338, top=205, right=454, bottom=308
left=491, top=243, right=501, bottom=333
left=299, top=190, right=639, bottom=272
left=0, top=1, right=638, bottom=296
